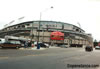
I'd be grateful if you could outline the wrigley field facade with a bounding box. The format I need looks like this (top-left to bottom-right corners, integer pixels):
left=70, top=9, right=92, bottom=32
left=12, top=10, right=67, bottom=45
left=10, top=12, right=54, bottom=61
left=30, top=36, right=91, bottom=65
left=0, top=21, right=93, bottom=47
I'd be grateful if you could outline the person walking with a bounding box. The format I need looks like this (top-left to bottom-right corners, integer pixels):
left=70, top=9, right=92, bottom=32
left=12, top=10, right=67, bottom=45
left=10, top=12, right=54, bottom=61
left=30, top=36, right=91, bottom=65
left=28, top=40, right=32, bottom=47
left=24, top=41, right=28, bottom=48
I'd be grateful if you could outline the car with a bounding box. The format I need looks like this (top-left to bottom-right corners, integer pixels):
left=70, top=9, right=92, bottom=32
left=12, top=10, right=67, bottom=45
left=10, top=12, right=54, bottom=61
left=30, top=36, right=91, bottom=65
left=95, top=46, right=100, bottom=49
left=44, top=43, right=49, bottom=48
left=39, top=43, right=46, bottom=48
left=85, top=46, right=93, bottom=52
left=34, top=42, right=49, bottom=48
left=0, top=40, right=21, bottom=48
left=59, top=45, right=69, bottom=48
left=34, top=41, right=38, bottom=46
left=36, top=43, right=49, bottom=48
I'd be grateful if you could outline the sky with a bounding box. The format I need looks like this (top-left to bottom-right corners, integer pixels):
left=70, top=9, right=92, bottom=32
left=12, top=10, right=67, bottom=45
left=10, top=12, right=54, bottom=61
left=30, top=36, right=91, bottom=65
left=0, top=0, right=100, bottom=41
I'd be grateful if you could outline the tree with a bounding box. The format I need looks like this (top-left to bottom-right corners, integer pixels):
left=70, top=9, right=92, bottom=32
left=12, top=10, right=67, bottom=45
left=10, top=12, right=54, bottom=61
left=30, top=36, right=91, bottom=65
left=94, top=39, right=98, bottom=47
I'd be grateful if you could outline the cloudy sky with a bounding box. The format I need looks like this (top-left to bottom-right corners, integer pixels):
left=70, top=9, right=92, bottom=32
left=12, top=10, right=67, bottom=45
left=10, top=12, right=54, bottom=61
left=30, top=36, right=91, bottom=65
left=0, top=0, right=100, bottom=41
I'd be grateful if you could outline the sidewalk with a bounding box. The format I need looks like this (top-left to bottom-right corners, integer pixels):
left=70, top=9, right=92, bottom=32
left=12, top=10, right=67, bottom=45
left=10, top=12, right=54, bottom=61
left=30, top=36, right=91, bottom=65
left=19, top=47, right=46, bottom=50
left=19, top=46, right=60, bottom=50
left=49, top=46, right=60, bottom=48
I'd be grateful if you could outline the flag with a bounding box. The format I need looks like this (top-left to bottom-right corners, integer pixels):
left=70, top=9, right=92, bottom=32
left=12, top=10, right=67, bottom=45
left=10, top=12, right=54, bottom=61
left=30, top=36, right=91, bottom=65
left=51, top=6, right=53, bottom=8
left=4, top=24, right=8, bottom=28
left=18, top=16, right=25, bottom=24
left=18, top=16, right=25, bottom=20
left=9, top=20, right=15, bottom=25
left=77, top=22, right=81, bottom=28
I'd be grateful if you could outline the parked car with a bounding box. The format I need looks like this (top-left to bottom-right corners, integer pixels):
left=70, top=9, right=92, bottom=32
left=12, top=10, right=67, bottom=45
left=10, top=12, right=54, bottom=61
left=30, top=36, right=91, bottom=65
left=44, top=43, right=49, bottom=48
left=85, top=46, right=93, bottom=52
left=59, top=45, right=69, bottom=48
left=0, top=40, right=21, bottom=48
left=34, top=42, right=49, bottom=48
left=39, top=43, right=49, bottom=48
left=34, top=41, right=38, bottom=46
left=95, top=46, right=100, bottom=49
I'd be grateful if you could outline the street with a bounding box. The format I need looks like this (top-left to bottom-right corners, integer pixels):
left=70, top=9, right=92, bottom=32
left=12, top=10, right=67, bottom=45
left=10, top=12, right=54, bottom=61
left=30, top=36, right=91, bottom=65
left=0, top=47, right=100, bottom=69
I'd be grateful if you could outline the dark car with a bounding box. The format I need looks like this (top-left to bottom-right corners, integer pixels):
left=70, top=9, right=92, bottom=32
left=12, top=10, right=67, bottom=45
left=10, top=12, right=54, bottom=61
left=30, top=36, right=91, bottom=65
left=85, top=46, right=93, bottom=52
left=38, top=43, right=49, bottom=48
left=39, top=43, right=46, bottom=48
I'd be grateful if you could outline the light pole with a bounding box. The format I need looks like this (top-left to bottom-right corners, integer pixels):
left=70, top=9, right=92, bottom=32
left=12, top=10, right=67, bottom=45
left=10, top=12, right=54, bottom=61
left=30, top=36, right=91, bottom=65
left=37, top=6, right=53, bottom=49
left=77, top=22, right=82, bottom=47
left=40, top=6, right=53, bottom=20
left=31, top=22, right=34, bottom=41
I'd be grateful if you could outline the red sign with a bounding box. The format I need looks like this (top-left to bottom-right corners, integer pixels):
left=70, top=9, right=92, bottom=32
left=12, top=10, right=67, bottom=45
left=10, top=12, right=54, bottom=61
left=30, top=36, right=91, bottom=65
left=98, top=42, right=100, bottom=46
left=50, top=31, right=64, bottom=40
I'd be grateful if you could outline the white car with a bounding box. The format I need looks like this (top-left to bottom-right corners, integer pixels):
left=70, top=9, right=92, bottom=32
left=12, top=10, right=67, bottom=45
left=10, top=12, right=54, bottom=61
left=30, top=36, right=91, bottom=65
left=95, top=46, right=100, bottom=49
left=34, top=42, right=37, bottom=46
left=44, top=43, right=49, bottom=48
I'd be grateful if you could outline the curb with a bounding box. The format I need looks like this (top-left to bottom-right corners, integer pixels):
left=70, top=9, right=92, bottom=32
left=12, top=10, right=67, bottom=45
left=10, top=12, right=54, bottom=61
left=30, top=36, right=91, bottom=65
left=19, top=47, right=46, bottom=50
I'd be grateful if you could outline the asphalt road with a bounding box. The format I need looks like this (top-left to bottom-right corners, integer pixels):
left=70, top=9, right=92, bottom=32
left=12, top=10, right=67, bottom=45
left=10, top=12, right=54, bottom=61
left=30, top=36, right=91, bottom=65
left=0, top=47, right=100, bottom=69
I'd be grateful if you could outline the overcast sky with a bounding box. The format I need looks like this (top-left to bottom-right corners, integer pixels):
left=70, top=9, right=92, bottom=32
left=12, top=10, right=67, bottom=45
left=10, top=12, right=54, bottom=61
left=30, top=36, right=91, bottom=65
left=0, top=0, right=100, bottom=41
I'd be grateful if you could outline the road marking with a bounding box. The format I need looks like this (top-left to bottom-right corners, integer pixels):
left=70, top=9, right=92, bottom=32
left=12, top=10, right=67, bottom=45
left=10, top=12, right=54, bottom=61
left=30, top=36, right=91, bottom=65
left=27, top=54, right=36, bottom=56
left=62, top=54, right=91, bottom=61
left=27, top=54, right=47, bottom=56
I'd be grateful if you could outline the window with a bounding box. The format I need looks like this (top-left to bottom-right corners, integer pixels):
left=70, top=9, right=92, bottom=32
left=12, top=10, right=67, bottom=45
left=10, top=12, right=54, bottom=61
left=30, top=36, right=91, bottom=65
left=9, top=41, right=21, bottom=44
left=22, top=25, right=25, bottom=28
left=18, top=25, right=20, bottom=28
left=26, top=24, right=30, bottom=26
left=76, top=29, right=79, bottom=31
left=64, top=24, right=73, bottom=30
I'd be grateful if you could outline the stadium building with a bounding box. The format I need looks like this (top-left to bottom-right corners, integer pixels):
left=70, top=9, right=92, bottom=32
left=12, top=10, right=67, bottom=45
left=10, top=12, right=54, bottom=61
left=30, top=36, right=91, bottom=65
left=0, top=21, right=93, bottom=47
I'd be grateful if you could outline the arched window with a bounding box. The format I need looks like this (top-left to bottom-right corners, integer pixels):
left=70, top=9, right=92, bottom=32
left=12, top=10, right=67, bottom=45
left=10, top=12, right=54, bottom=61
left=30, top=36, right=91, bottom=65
left=22, top=25, right=25, bottom=28
left=18, top=25, right=20, bottom=28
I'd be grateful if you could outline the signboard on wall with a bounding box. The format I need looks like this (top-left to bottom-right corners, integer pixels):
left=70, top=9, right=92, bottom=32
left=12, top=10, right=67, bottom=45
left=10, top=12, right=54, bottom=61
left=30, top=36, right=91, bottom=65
left=32, top=21, right=63, bottom=30
left=33, top=22, right=39, bottom=28
left=40, top=22, right=57, bottom=29
left=64, top=24, right=73, bottom=30
left=50, top=31, right=64, bottom=40
left=39, top=22, right=62, bottom=29
left=56, top=23, right=62, bottom=29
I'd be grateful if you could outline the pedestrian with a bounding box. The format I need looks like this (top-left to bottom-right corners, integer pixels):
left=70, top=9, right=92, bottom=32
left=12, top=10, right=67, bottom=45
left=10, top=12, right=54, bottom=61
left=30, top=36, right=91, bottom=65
left=24, top=41, right=28, bottom=48
left=28, top=40, right=32, bottom=47
left=31, top=40, right=34, bottom=47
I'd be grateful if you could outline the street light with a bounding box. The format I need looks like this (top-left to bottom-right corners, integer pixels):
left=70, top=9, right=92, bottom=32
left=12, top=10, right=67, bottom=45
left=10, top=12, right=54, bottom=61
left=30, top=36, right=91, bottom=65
left=37, top=6, right=53, bottom=49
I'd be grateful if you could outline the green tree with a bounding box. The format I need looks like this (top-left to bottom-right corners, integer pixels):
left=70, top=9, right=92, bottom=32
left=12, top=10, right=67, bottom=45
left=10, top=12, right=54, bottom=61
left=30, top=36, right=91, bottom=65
left=94, top=39, right=98, bottom=47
